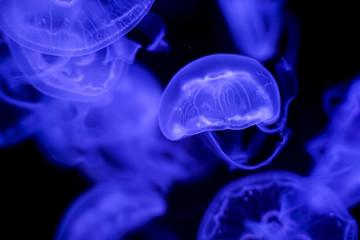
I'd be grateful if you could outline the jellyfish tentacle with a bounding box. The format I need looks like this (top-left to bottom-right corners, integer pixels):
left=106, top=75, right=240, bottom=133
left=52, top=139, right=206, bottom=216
left=257, top=58, right=297, bottom=134
left=136, top=13, right=169, bottom=53
left=202, top=127, right=291, bottom=170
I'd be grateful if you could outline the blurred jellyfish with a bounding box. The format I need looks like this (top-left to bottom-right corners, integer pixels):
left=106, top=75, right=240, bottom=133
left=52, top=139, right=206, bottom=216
left=307, top=78, right=360, bottom=208
left=218, top=0, right=286, bottom=62
left=55, top=177, right=166, bottom=240
left=158, top=54, right=294, bottom=170
left=5, top=37, right=141, bottom=101
left=197, top=170, right=358, bottom=240
left=0, top=57, right=49, bottom=147
left=0, top=0, right=154, bottom=56
left=36, top=63, right=216, bottom=192
left=218, top=0, right=300, bottom=66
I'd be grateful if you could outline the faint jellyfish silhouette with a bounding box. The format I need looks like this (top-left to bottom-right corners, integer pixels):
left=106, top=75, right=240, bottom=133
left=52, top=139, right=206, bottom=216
left=0, top=57, right=48, bottom=147
left=6, top=37, right=141, bottom=101
left=0, top=0, right=154, bottom=56
left=55, top=176, right=167, bottom=240
left=158, top=54, right=293, bottom=170
left=217, top=0, right=287, bottom=62
left=197, top=170, right=358, bottom=240
left=35, top=63, right=216, bottom=192
left=307, top=78, right=360, bottom=208
left=35, top=62, right=162, bottom=167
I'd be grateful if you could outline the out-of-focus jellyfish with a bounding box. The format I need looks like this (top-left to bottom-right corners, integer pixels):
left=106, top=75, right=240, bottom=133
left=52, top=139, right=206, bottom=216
left=307, top=78, right=360, bottom=208
left=158, top=54, right=293, bottom=170
left=0, top=57, right=48, bottom=147
left=0, top=0, right=154, bottom=56
left=55, top=177, right=166, bottom=240
left=218, top=0, right=286, bottom=62
left=36, top=63, right=216, bottom=192
left=218, top=0, right=301, bottom=67
left=6, top=37, right=141, bottom=101
left=197, top=170, right=358, bottom=240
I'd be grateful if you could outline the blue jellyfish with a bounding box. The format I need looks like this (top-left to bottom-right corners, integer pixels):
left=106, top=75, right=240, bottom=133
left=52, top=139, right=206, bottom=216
left=217, top=0, right=286, bottom=62
left=6, top=37, right=141, bottom=101
left=307, top=78, right=360, bottom=208
left=0, top=0, right=154, bottom=56
left=158, top=54, right=293, bottom=170
left=0, top=57, right=49, bottom=147
left=55, top=177, right=166, bottom=240
left=35, top=63, right=216, bottom=192
left=197, top=170, right=358, bottom=240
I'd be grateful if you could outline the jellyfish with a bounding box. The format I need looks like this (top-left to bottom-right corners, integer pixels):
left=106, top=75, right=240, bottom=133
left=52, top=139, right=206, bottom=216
left=0, top=0, right=154, bottom=56
left=217, top=0, right=301, bottom=67
left=158, top=54, right=295, bottom=170
left=197, top=170, right=358, bottom=240
left=0, top=57, right=49, bottom=147
left=5, top=37, right=141, bottom=101
left=217, top=0, right=286, bottom=62
left=307, top=78, right=360, bottom=208
left=55, top=177, right=167, bottom=240
left=35, top=62, right=216, bottom=192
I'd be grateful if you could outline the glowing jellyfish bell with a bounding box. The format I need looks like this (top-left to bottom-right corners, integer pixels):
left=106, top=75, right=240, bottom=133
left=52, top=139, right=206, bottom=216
left=197, top=170, right=358, bottom=240
left=0, top=0, right=154, bottom=56
left=159, top=54, right=290, bottom=170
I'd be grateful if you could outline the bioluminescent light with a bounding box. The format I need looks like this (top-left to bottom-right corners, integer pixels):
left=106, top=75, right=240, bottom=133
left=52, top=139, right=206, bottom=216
left=55, top=177, right=166, bottom=240
left=158, top=54, right=292, bottom=170
left=0, top=0, right=154, bottom=56
left=197, top=170, right=358, bottom=240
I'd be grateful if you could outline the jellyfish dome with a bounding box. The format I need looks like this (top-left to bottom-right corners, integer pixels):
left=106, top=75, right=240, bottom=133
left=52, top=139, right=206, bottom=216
left=0, top=0, right=154, bottom=56
left=197, top=170, right=358, bottom=240
left=55, top=177, right=166, bottom=240
left=159, top=54, right=280, bottom=141
left=6, top=36, right=141, bottom=101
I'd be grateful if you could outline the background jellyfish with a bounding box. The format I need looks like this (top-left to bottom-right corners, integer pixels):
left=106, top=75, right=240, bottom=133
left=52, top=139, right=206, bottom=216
left=217, top=0, right=286, bottom=62
left=217, top=0, right=300, bottom=66
left=307, top=78, right=360, bottom=208
left=5, top=37, right=141, bottom=101
left=0, top=57, right=50, bottom=147
left=0, top=0, right=154, bottom=56
left=158, top=53, right=291, bottom=170
left=36, top=63, right=216, bottom=192
left=197, top=170, right=358, bottom=240
left=55, top=177, right=167, bottom=240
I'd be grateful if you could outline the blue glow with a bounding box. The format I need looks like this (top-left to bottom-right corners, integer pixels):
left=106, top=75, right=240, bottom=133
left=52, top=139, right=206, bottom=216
left=55, top=177, right=166, bottom=240
left=218, top=0, right=286, bottom=62
left=307, top=78, right=360, bottom=208
left=198, top=170, right=358, bottom=240
left=0, top=0, right=154, bottom=56
left=6, top=37, right=141, bottom=101
left=159, top=54, right=292, bottom=170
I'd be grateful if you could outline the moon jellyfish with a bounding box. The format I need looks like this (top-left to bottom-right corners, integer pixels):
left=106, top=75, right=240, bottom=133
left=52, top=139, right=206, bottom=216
left=197, top=170, right=358, bottom=240
left=55, top=177, right=166, bottom=240
left=158, top=54, right=293, bottom=170
left=6, top=37, right=141, bottom=101
left=0, top=0, right=154, bottom=56
left=217, top=0, right=286, bottom=62
left=307, top=78, right=360, bottom=208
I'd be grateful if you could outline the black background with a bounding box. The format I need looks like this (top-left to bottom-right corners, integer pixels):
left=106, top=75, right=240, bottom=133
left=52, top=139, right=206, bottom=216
left=2, top=0, right=360, bottom=239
